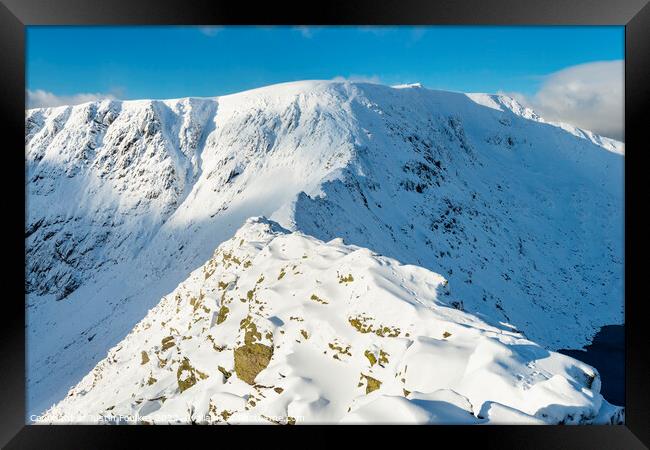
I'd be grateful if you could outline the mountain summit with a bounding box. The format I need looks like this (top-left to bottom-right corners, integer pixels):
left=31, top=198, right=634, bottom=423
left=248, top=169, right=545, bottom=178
left=26, top=80, right=623, bottom=417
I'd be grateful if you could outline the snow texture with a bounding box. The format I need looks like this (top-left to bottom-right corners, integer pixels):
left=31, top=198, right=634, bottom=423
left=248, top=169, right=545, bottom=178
left=39, top=218, right=622, bottom=424
left=26, top=80, right=623, bottom=420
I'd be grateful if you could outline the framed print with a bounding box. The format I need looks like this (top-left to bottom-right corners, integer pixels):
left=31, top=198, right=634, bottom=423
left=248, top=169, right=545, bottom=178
left=1, top=0, right=648, bottom=448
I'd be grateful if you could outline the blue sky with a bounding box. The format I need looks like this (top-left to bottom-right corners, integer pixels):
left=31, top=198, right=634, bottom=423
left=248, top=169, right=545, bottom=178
left=27, top=26, right=623, bottom=99
left=26, top=26, right=625, bottom=139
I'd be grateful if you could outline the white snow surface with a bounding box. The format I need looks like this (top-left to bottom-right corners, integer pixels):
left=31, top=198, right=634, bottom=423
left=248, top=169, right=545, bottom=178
left=39, top=218, right=623, bottom=424
left=466, top=93, right=624, bottom=154
left=26, top=80, right=624, bottom=418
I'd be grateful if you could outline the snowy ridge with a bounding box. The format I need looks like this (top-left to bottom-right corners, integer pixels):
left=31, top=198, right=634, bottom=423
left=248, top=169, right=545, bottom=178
left=466, top=92, right=624, bottom=154
left=26, top=80, right=624, bottom=417
left=40, top=218, right=623, bottom=424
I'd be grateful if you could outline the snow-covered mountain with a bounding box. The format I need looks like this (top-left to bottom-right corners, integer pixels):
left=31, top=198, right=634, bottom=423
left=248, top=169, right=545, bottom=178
left=40, top=218, right=623, bottom=424
left=25, top=80, right=623, bottom=418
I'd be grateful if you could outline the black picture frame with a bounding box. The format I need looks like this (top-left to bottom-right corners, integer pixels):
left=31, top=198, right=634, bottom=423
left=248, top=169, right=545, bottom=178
left=1, top=0, right=648, bottom=448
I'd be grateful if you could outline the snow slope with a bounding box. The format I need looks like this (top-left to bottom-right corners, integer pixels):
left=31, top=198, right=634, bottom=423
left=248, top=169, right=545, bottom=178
left=25, top=80, right=624, bottom=417
left=39, top=218, right=623, bottom=425
left=466, top=93, right=624, bottom=155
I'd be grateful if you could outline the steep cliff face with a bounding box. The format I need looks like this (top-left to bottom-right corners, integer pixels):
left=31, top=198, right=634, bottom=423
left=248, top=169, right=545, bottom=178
left=40, top=218, right=623, bottom=425
left=25, top=80, right=623, bottom=417
left=26, top=97, right=216, bottom=298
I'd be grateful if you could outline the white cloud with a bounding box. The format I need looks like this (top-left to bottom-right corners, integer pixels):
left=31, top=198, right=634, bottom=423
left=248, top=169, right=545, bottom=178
left=357, top=26, right=391, bottom=36
left=26, top=89, right=119, bottom=109
left=294, top=26, right=324, bottom=38
left=198, top=26, right=223, bottom=37
left=332, top=74, right=382, bottom=84
left=509, top=60, right=624, bottom=141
